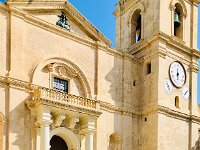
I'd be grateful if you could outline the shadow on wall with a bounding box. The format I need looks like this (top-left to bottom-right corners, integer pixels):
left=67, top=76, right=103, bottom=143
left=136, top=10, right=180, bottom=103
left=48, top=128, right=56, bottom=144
left=4, top=84, right=33, bottom=150
left=192, top=136, right=200, bottom=150
left=104, top=53, right=137, bottom=150
left=0, top=111, right=4, bottom=150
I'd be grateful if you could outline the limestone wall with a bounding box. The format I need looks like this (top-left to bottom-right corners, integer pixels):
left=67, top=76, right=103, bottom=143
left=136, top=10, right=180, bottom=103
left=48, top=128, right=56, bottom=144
left=0, top=4, right=138, bottom=150
left=158, top=114, right=189, bottom=150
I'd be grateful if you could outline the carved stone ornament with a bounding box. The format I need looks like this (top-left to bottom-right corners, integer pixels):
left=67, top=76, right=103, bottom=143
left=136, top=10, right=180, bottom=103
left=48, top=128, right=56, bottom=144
left=57, top=66, right=78, bottom=77
left=56, top=12, right=71, bottom=30
left=65, top=114, right=79, bottom=130
left=52, top=113, right=66, bottom=128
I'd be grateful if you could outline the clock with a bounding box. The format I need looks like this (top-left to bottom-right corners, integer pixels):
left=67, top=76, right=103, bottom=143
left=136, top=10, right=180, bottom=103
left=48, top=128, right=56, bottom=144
left=182, top=86, right=190, bottom=100
left=169, top=61, right=186, bottom=88
left=165, top=79, right=173, bottom=94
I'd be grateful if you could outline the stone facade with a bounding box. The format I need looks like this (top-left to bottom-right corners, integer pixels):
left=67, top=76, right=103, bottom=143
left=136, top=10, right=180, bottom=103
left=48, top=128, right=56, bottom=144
left=0, top=0, right=200, bottom=150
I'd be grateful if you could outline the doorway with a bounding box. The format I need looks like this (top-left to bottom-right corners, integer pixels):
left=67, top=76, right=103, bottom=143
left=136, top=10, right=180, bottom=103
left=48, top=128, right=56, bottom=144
left=50, top=135, right=68, bottom=150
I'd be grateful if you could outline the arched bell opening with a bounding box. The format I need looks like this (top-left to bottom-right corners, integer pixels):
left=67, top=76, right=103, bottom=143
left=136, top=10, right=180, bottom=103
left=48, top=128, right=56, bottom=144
left=174, top=3, right=183, bottom=39
left=50, top=135, right=68, bottom=150
left=131, top=9, right=142, bottom=45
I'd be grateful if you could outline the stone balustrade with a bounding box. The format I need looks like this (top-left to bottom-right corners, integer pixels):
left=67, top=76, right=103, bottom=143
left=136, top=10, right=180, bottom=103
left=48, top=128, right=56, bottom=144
left=33, top=87, right=99, bottom=110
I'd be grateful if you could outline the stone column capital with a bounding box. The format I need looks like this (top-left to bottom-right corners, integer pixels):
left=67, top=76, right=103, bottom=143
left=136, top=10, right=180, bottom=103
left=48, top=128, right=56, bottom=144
left=35, top=105, right=52, bottom=127
left=80, top=117, right=96, bottom=135
left=52, top=113, right=66, bottom=128
left=65, top=114, right=79, bottom=130
left=35, top=120, right=52, bottom=128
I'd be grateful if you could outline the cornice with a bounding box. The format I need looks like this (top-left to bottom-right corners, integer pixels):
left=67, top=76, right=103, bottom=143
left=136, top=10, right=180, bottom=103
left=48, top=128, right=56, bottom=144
left=190, top=0, right=200, bottom=6
left=142, top=105, right=200, bottom=124
left=0, top=3, right=9, bottom=13
left=128, top=32, right=200, bottom=61
left=27, top=98, right=102, bottom=117
left=99, top=101, right=139, bottom=117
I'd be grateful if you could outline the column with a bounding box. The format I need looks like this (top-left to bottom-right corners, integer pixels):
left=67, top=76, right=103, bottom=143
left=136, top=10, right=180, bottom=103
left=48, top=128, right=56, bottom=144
left=40, top=120, right=52, bottom=150
left=80, top=117, right=96, bottom=150
left=35, top=106, right=52, bottom=150
left=85, top=131, right=94, bottom=150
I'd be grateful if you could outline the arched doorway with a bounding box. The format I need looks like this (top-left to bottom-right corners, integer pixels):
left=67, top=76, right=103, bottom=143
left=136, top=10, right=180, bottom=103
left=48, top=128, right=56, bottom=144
left=50, top=127, right=80, bottom=150
left=50, top=135, right=68, bottom=150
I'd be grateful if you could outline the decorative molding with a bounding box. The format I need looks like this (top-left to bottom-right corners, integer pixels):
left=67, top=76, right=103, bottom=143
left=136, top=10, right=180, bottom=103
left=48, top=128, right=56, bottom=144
left=170, top=0, right=188, bottom=17
left=99, top=101, right=139, bottom=117
left=190, top=62, right=199, bottom=73
left=30, top=57, right=92, bottom=98
left=1, top=75, right=200, bottom=123
left=128, top=32, right=200, bottom=61
left=0, top=3, right=9, bottom=13
left=0, top=75, right=38, bottom=91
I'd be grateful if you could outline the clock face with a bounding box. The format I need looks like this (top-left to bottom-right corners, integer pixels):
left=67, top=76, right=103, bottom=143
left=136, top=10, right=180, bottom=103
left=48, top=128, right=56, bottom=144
left=169, top=61, right=186, bottom=88
left=182, top=86, right=190, bottom=100
left=165, top=79, right=173, bottom=94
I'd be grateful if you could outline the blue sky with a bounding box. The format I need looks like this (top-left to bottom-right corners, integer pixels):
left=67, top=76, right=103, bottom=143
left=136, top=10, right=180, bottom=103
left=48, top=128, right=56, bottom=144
left=0, top=0, right=200, bottom=102
left=68, top=0, right=200, bottom=103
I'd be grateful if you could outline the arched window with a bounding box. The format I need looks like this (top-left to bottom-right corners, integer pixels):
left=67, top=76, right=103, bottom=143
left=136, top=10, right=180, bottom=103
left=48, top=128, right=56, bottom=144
left=131, top=9, right=142, bottom=44
left=108, top=133, right=120, bottom=150
left=174, top=3, right=183, bottom=39
left=175, top=96, right=180, bottom=108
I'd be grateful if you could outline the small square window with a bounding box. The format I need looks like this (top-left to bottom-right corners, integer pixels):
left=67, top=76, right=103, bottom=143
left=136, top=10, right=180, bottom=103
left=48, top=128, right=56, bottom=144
left=146, top=63, right=151, bottom=75
left=133, top=80, right=136, bottom=86
left=53, top=77, right=68, bottom=93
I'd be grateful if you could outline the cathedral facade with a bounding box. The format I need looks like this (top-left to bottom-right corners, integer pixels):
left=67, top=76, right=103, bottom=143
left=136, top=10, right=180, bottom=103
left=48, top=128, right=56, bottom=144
left=0, top=0, right=200, bottom=149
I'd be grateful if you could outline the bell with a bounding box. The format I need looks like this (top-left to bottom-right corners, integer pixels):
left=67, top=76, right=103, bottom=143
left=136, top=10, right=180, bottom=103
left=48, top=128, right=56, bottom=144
left=136, top=28, right=141, bottom=42
left=174, top=12, right=181, bottom=27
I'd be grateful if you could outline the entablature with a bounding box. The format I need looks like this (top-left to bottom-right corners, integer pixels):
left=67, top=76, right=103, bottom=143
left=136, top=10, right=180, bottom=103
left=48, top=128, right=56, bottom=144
left=128, top=32, right=200, bottom=62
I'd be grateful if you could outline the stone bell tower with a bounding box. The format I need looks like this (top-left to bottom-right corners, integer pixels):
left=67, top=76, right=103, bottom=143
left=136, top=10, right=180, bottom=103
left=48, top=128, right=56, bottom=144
left=114, top=0, right=200, bottom=149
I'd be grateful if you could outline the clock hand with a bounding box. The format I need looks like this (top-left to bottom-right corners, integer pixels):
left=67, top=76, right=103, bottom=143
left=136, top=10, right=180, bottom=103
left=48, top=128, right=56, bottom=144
left=184, top=90, right=188, bottom=95
left=167, top=84, right=170, bottom=91
left=176, top=68, right=179, bottom=80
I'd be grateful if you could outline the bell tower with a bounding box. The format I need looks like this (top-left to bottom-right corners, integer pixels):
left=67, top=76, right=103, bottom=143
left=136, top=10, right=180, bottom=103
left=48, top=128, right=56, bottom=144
left=114, top=0, right=200, bottom=149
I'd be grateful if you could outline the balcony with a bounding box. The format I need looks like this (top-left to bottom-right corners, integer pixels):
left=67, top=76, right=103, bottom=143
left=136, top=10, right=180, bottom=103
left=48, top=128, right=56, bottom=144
left=27, top=87, right=101, bottom=116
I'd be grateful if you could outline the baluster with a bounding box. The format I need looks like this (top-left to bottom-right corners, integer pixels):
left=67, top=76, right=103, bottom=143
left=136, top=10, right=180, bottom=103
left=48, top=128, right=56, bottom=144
left=93, top=101, right=96, bottom=108
left=78, top=97, right=81, bottom=106
left=61, top=93, right=64, bottom=101
left=75, top=97, right=78, bottom=105
left=45, top=88, right=48, bottom=98
left=66, top=94, right=69, bottom=102
left=51, top=90, right=55, bottom=100
left=80, top=98, right=83, bottom=106
left=40, top=88, right=44, bottom=98
left=69, top=95, right=72, bottom=104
